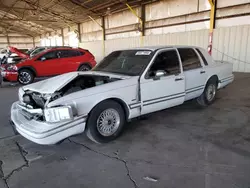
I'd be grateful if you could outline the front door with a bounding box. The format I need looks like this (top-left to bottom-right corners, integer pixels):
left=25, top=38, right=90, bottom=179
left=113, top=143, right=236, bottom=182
left=140, top=49, right=185, bottom=115
left=34, top=50, right=61, bottom=76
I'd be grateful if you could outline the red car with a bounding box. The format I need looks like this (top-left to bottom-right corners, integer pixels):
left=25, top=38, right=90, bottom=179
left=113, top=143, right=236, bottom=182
left=2, top=47, right=96, bottom=85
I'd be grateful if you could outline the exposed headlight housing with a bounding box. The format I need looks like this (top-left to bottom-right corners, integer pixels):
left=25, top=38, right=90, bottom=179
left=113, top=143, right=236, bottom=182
left=44, top=106, right=73, bottom=123
left=6, top=65, right=18, bottom=71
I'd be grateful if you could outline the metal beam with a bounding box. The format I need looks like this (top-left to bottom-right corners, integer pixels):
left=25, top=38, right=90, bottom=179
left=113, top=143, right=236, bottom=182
left=0, top=22, right=41, bottom=35
left=102, top=16, right=106, bottom=56
left=208, top=0, right=217, bottom=55
left=125, top=3, right=143, bottom=46
left=0, top=20, right=51, bottom=33
left=208, top=0, right=216, bottom=31
left=1, top=0, right=20, bottom=19
left=88, top=15, right=105, bottom=56
left=6, top=33, right=10, bottom=46
left=21, top=0, right=77, bottom=25
left=0, top=6, right=74, bottom=15
left=102, top=16, right=106, bottom=41
left=77, top=23, right=82, bottom=43
left=70, top=0, right=100, bottom=16
left=61, top=28, right=65, bottom=46
left=141, top=4, right=145, bottom=36
left=1, top=18, right=58, bottom=22
left=88, top=16, right=102, bottom=28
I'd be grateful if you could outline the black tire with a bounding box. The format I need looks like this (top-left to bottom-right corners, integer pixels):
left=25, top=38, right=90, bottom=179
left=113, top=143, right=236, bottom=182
left=196, top=77, right=218, bottom=107
left=78, top=64, right=91, bottom=71
left=86, top=100, right=125, bottom=143
left=18, top=69, right=34, bottom=85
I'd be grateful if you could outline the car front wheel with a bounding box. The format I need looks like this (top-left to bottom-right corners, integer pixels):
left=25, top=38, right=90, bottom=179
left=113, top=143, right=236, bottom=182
left=18, top=69, right=34, bottom=85
left=86, top=100, right=125, bottom=143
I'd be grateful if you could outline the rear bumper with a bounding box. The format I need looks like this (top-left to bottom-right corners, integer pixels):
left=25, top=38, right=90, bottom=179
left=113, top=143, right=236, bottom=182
left=1, top=71, right=18, bottom=82
left=11, top=102, right=86, bottom=145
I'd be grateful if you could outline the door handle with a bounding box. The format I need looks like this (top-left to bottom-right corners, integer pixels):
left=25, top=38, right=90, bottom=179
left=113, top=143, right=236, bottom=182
left=200, top=70, right=206, bottom=74
left=175, top=77, right=184, bottom=81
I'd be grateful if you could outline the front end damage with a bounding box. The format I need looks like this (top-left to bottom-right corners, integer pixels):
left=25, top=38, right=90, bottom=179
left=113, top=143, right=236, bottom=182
left=11, top=102, right=87, bottom=145
left=10, top=72, right=123, bottom=144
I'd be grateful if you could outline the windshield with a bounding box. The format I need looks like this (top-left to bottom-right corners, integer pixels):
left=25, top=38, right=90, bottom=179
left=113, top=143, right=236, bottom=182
left=93, top=50, right=154, bottom=76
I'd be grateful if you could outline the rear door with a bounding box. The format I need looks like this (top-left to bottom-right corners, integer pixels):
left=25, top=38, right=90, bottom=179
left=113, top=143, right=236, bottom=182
left=140, top=49, right=185, bottom=115
left=34, top=50, right=61, bottom=76
left=177, top=48, right=208, bottom=101
left=58, top=49, right=81, bottom=73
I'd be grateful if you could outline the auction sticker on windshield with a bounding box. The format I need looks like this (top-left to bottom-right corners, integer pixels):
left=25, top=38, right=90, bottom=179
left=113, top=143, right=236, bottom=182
left=135, top=51, right=152, bottom=55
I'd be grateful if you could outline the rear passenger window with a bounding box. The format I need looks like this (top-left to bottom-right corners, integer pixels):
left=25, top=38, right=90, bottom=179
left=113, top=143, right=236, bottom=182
left=60, top=50, right=81, bottom=58
left=196, top=48, right=208, bottom=65
left=78, top=51, right=84, bottom=56
left=178, top=48, right=201, bottom=71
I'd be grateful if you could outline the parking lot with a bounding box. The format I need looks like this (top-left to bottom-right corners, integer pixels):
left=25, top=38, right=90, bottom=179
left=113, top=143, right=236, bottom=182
left=0, top=72, right=249, bottom=188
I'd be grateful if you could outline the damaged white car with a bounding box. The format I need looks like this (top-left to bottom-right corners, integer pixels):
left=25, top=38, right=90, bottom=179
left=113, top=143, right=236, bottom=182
left=11, top=46, right=234, bottom=145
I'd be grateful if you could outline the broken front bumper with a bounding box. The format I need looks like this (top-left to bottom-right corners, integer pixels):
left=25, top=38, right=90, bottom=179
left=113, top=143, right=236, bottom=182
left=11, top=102, right=87, bottom=145
left=1, top=71, right=18, bottom=82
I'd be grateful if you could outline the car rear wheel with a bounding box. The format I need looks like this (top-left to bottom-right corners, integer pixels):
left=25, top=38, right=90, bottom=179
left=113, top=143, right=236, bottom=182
left=197, top=77, right=217, bottom=107
left=18, top=69, right=34, bottom=85
left=86, top=100, right=125, bottom=143
left=78, top=64, right=91, bottom=71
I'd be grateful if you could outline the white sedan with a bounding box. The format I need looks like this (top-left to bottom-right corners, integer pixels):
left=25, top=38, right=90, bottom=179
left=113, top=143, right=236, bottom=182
left=11, top=46, right=234, bottom=145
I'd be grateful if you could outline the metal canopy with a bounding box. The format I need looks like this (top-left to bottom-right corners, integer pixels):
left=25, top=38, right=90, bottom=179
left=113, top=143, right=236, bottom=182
left=0, top=0, right=157, bottom=36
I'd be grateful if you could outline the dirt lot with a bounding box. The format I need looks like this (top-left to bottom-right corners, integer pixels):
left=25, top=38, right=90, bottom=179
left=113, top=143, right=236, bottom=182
left=1, top=73, right=250, bottom=188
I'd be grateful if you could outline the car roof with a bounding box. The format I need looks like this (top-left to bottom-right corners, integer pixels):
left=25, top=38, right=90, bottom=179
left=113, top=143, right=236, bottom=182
left=123, top=45, right=202, bottom=51
left=45, top=47, right=80, bottom=51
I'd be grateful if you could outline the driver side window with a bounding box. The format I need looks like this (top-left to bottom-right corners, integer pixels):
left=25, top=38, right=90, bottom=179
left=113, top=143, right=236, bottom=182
left=147, top=50, right=181, bottom=78
left=38, top=50, right=58, bottom=61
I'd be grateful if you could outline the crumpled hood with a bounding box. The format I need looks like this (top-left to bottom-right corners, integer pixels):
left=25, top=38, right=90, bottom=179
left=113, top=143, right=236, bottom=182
left=22, top=72, right=79, bottom=94
left=8, top=46, right=29, bottom=58
left=22, top=71, right=131, bottom=94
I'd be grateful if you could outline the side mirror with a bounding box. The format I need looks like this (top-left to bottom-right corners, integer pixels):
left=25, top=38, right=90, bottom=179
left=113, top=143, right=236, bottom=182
left=41, top=57, right=46, bottom=61
left=154, top=70, right=166, bottom=80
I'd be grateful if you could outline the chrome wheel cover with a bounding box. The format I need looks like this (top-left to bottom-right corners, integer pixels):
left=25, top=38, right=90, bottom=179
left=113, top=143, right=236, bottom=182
left=97, top=108, right=120, bottom=137
left=206, top=84, right=216, bottom=102
left=19, top=72, right=31, bottom=84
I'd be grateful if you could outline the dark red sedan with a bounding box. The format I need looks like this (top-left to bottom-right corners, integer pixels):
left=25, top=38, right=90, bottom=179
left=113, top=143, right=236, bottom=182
left=2, top=47, right=96, bottom=85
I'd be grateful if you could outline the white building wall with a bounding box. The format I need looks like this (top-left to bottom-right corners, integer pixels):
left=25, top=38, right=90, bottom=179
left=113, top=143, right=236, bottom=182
left=80, top=25, right=250, bottom=72
left=213, top=25, right=250, bottom=72
left=146, top=0, right=198, bottom=21
left=80, top=19, right=103, bottom=42
left=38, top=0, right=250, bottom=72
left=0, top=34, right=34, bottom=49
left=79, top=41, right=104, bottom=63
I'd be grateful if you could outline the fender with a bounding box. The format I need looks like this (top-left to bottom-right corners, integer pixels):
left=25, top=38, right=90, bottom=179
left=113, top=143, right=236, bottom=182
left=89, top=97, right=130, bottom=120
left=205, top=75, right=219, bottom=87
left=18, top=66, right=37, bottom=76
